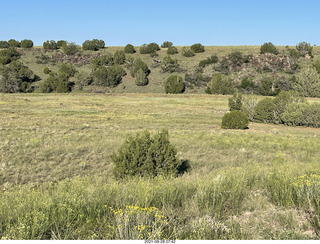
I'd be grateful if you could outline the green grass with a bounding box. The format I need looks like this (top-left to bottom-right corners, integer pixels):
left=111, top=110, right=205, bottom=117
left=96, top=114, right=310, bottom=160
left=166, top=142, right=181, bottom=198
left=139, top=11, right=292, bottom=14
left=1, top=93, right=320, bottom=239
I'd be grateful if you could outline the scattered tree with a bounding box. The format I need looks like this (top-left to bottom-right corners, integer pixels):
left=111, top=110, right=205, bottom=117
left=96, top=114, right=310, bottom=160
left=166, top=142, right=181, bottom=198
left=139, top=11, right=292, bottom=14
left=165, top=75, right=185, bottom=94
left=20, top=39, right=33, bottom=49
left=221, top=110, right=249, bottom=129
left=190, top=43, right=205, bottom=53
left=260, top=42, right=278, bottom=55
left=124, top=44, right=136, bottom=53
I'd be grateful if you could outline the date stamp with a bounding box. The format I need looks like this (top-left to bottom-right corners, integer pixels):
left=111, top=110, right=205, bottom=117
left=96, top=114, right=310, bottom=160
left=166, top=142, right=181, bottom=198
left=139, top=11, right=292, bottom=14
left=144, top=240, right=176, bottom=244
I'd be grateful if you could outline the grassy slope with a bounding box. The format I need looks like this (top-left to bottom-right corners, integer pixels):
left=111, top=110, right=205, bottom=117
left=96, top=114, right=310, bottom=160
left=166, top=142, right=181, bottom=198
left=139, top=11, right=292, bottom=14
left=1, top=93, right=320, bottom=239
left=20, top=45, right=320, bottom=94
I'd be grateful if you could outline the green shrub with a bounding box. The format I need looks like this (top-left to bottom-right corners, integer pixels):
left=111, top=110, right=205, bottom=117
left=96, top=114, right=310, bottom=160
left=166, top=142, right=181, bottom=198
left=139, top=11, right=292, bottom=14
left=20, top=39, right=33, bottom=49
left=149, top=51, right=158, bottom=58
left=43, top=40, right=58, bottom=50
left=241, top=96, right=258, bottom=122
left=165, top=75, right=185, bottom=94
left=93, top=65, right=126, bottom=87
left=62, top=42, right=80, bottom=55
left=260, top=42, right=279, bottom=55
left=124, top=44, right=136, bottom=54
left=161, top=55, right=180, bottom=73
left=301, top=103, right=320, bottom=128
left=289, top=49, right=300, bottom=59
left=273, top=91, right=306, bottom=123
left=207, top=74, right=234, bottom=95
left=228, top=92, right=243, bottom=111
left=127, top=57, right=149, bottom=77
left=167, top=46, right=178, bottom=55
left=135, top=68, right=148, bottom=86
left=82, top=39, right=105, bottom=51
left=91, top=53, right=113, bottom=70
left=281, top=102, right=309, bottom=126
left=161, top=41, right=173, bottom=48
left=140, top=43, right=160, bottom=54
left=199, top=55, right=218, bottom=67
left=111, top=129, right=183, bottom=178
left=228, top=51, right=244, bottom=67
left=113, top=50, right=126, bottom=65
left=258, top=76, right=278, bottom=96
left=296, top=42, right=313, bottom=57
left=240, top=77, right=255, bottom=90
left=57, top=40, right=67, bottom=48
left=0, top=41, right=9, bottom=49
left=292, top=67, right=320, bottom=97
left=221, top=110, right=249, bottom=129
left=190, top=43, right=205, bottom=53
left=313, top=59, right=320, bottom=73
left=58, top=63, right=77, bottom=79
left=181, top=47, right=195, bottom=57
left=43, top=67, right=51, bottom=74
left=253, top=97, right=275, bottom=123
left=0, top=47, right=21, bottom=65
left=8, top=39, right=20, bottom=48
left=73, top=70, right=93, bottom=90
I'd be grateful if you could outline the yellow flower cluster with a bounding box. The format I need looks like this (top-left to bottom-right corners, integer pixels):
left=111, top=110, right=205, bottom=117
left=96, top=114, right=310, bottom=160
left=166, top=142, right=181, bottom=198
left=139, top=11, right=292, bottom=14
left=292, top=173, right=320, bottom=188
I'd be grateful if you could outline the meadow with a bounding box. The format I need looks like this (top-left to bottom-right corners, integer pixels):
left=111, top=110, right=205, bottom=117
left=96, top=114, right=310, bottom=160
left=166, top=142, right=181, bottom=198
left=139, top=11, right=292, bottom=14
left=0, top=93, right=320, bottom=239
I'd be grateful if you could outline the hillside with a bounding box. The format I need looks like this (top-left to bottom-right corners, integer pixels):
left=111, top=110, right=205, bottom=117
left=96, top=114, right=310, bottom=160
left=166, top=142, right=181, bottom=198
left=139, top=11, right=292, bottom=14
left=15, top=44, right=320, bottom=94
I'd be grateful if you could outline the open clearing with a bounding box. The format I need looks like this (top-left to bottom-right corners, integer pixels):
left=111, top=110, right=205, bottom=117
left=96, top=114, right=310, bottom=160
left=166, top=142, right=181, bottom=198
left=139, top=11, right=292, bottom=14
left=0, top=93, right=320, bottom=239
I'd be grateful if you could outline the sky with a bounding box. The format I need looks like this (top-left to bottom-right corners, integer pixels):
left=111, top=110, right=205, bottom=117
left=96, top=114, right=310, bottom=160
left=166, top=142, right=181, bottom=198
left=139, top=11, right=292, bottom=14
left=1, top=0, right=320, bottom=46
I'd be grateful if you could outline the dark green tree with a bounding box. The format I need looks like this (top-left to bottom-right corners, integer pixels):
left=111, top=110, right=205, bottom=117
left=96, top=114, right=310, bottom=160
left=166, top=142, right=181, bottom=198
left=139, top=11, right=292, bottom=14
left=165, top=75, right=185, bottom=94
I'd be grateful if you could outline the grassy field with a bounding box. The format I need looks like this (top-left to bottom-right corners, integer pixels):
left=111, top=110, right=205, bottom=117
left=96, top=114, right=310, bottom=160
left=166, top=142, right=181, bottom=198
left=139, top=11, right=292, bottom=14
left=1, top=93, right=320, bottom=239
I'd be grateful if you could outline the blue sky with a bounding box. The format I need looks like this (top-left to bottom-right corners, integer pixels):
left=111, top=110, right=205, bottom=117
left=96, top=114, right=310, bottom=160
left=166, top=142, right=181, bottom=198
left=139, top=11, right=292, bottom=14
left=1, top=0, right=320, bottom=46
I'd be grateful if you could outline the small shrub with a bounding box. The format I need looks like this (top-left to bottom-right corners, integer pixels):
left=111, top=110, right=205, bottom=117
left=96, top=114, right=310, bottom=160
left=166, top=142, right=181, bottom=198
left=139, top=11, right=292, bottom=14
left=124, top=44, right=136, bottom=54
left=73, top=70, right=93, bottom=90
left=58, top=63, right=77, bottom=79
left=82, top=39, right=105, bottom=51
left=253, top=97, right=275, bottom=123
left=228, top=51, right=244, bottom=67
left=208, top=74, right=234, bottom=95
left=241, top=96, right=258, bottom=122
left=301, top=103, right=320, bottom=127
left=289, top=49, right=300, bottom=59
left=258, top=76, right=278, bottom=96
left=296, top=42, right=313, bottom=57
left=281, top=102, right=309, bottom=126
left=260, top=42, right=279, bottom=55
left=228, top=92, right=243, bottom=111
left=240, top=77, right=255, bottom=90
left=93, top=65, right=126, bottom=87
left=20, top=39, right=33, bottom=49
left=273, top=91, right=306, bottom=123
left=313, top=59, right=320, bottom=74
left=113, top=50, right=126, bottom=65
left=62, top=42, right=80, bottom=55
left=91, top=53, right=113, bottom=70
left=111, top=129, right=183, bottom=178
left=221, top=110, right=249, bottom=129
left=0, top=47, right=21, bottom=65
left=149, top=51, right=158, bottom=58
left=161, top=55, right=180, bottom=73
left=8, top=39, right=20, bottom=48
left=43, top=67, right=51, bottom=74
left=135, top=68, right=148, bottom=86
left=167, top=46, right=178, bottom=55
left=140, top=43, right=160, bottom=54
left=292, top=67, right=320, bottom=97
left=181, top=47, right=195, bottom=57
left=161, top=41, right=173, bottom=48
left=127, top=57, right=149, bottom=77
left=0, top=41, right=9, bottom=49
left=165, top=75, right=185, bottom=94
left=43, top=40, right=57, bottom=50
left=57, top=40, right=67, bottom=48
left=190, top=43, right=205, bottom=53
left=199, top=55, right=218, bottom=67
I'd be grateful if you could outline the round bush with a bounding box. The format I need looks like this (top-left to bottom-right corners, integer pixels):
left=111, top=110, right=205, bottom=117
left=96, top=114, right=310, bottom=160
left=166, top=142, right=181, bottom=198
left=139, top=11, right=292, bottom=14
left=135, top=68, right=148, bottom=86
left=165, top=75, right=185, bottom=94
left=43, top=67, right=51, bottom=74
left=161, top=41, right=173, bottom=48
left=20, top=39, right=33, bottom=49
left=253, top=97, right=275, bottom=123
left=167, top=46, right=178, bottom=55
left=221, top=110, right=249, bottom=129
left=260, top=42, right=278, bottom=55
left=190, top=43, right=205, bottom=53
left=111, top=130, right=183, bottom=178
left=124, top=44, right=136, bottom=53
